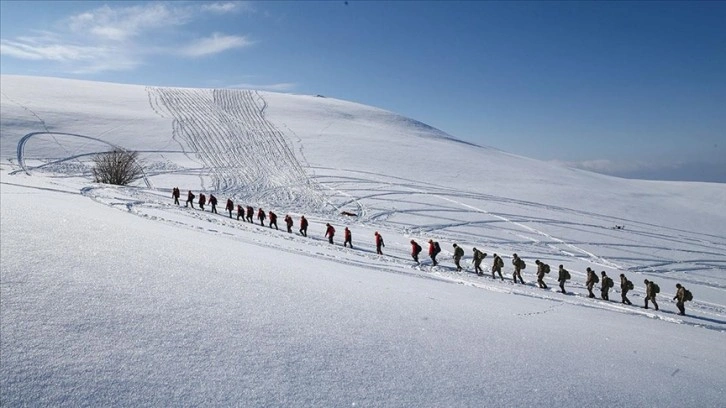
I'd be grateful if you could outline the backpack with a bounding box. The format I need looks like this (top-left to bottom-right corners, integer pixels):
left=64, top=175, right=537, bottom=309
left=496, top=257, right=504, bottom=268
left=684, top=289, right=693, bottom=302
left=563, top=269, right=571, bottom=280
left=520, top=260, right=526, bottom=270
left=626, top=280, right=634, bottom=290
left=543, top=264, right=550, bottom=274
left=434, top=242, right=441, bottom=254
left=653, top=283, right=660, bottom=294
left=414, top=243, right=422, bottom=254
left=606, top=277, right=614, bottom=288
left=592, top=273, right=599, bottom=284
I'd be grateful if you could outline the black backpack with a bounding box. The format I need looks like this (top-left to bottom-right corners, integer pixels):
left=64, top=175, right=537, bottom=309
left=626, top=280, right=634, bottom=290
left=543, top=264, right=550, bottom=274
left=434, top=242, right=441, bottom=254
left=414, top=243, right=422, bottom=254
left=684, top=289, right=693, bottom=301
left=607, top=277, right=614, bottom=288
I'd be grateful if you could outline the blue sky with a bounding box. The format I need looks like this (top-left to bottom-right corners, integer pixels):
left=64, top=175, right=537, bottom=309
left=1, top=1, right=724, bottom=182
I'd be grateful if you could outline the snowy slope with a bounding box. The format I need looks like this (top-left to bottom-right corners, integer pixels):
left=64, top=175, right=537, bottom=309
left=1, top=75, right=725, bottom=406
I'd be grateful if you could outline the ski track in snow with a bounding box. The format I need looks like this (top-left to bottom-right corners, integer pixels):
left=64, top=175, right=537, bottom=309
left=147, top=87, right=326, bottom=209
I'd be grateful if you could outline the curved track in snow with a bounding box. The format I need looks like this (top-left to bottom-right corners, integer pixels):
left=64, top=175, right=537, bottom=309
left=15, top=131, right=152, bottom=187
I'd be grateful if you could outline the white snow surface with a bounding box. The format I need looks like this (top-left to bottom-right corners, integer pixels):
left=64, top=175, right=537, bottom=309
left=1, top=75, right=725, bottom=407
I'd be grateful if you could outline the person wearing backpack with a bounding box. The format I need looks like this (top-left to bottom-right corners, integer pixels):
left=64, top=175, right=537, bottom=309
left=411, top=240, right=422, bottom=263
left=644, top=279, right=660, bottom=311
left=325, top=223, right=336, bottom=244
left=344, top=227, right=353, bottom=248
left=673, top=283, right=688, bottom=316
left=172, top=187, right=180, bottom=205
left=452, top=244, right=464, bottom=271
left=257, top=208, right=266, bottom=226
left=600, top=271, right=613, bottom=301
left=198, top=193, right=206, bottom=211
left=511, top=253, right=525, bottom=284
left=299, top=215, right=309, bottom=237
left=246, top=206, right=254, bottom=223
left=535, top=260, right=549, bottom=289
left=428, top=240, right=441, bottom=266
left=472, top=248, right=487, bottom=275
left=209, top=194, right=218, bottom=214
left=186, top=190, right=195, bottom=208
left=268, top=211, right=278, bottom=230
left=236, top=204, right=244, bottom=221
left=586, top=268, right=599, bottom=298
left=284, top=214, right=294, bottom=233
left=619, top=274, right=633, bottom=305
left=492, top=254, right=505, bottom=281
left=375, top=232, right=385, bottom=255
left=557, top=265, right=570, bottom=294
left=226, top=199, right=234, bottom=218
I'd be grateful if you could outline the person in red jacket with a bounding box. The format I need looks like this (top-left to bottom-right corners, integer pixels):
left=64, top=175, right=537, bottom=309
left=374, top=231, right=385, bottom=255
left=284, top=214, right=293, bottom=233
left=198, top=193, right=206, bottom=211
left=428, top=239, right=441, bottom=266
left=226, top=199, right=234, bottom=218
left=299, top=216, right=308, bottom=236
left=268, top=211, right=278, bottom=230
left=246, top=206, right=254, bottom=223
left=257, top=208, right=266, bottom=226
left=236, top=204, right=244, bottom=221
left=343, top=227, right=352, bottom=248
left=325, top=223, right=335, bottom=244
left=411, top=240, right=422, bottom=264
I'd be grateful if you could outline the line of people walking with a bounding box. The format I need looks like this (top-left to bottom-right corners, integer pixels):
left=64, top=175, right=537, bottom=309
left=172, top=187, right=694, bottom=316
left=411, top=243, right=693, bottom=316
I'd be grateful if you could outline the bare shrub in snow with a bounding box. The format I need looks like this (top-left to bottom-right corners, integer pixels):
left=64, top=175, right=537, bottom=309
left=91, top=149, right=144, bottom=186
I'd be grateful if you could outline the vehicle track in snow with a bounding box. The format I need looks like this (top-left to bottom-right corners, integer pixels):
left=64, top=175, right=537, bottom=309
left=310, top=167, right=726, bottom=281
left=147, top=87, right=326, bottom=210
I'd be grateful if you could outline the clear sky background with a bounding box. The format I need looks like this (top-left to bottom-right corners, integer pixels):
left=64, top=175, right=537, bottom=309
left=1, top=1, right=724, bottom=182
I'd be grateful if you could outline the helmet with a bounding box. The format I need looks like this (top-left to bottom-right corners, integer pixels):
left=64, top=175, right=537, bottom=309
left=601, top=271, right=606, bottom=275
left=535, top=259, right=540, bottom=264
left=513, top=253, right=518, bottom=257
left=619, top=273, right=624, bottom=277
left=676, top=283, right=682, bottom=288
left=644, top=279, right=649, bottom=284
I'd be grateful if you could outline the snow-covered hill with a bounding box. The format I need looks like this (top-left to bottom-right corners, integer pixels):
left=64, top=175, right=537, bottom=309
left=1, top=75, right=725, bottom=406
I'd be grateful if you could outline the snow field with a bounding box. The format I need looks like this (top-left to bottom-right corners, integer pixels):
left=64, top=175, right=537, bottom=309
left=1, top=75, right=725, bottom=406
